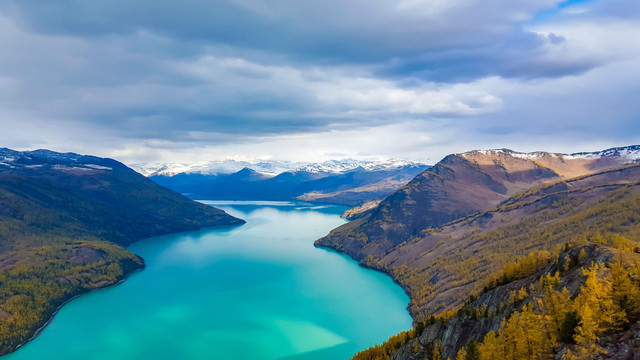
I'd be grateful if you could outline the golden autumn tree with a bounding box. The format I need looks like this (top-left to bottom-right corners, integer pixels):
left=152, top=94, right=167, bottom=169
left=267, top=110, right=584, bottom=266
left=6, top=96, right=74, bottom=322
left=576, top=263, right=625, bottom=334
left=478, top=331, right=501, bottom=360
left=433, top=340, right=442, bottom=360
left=567, top=305, right=606, bottom=360
left=610, top=261, right=640, bottom=324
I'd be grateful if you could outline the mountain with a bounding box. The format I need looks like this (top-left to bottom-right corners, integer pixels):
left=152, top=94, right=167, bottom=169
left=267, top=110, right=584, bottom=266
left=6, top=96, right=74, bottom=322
left=142, top=159, right=430, bottom=206
left=317, top=146, right=640, bottom=262
left=0, top=148, right=244, bottom=355
left=131, top=158, right=426, bottom=177
left=130, top=159, right=303, bottom=177
left=356, top=243, right=640, bottom=360
left=320, top=146, right=640, bottom=360
left=316, top=145, right=640, bottom=315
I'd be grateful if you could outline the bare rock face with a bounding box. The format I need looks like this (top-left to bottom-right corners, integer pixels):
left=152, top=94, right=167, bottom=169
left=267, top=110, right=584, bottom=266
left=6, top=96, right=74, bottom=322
left=341, top=200, right=382, bottom=220
left=69, top=247, right=107, bottom=265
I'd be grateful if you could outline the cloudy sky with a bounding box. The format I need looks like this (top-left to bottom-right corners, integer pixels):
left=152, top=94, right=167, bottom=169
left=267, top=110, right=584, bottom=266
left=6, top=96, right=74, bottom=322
left=0, top=0, right=639, bottom=164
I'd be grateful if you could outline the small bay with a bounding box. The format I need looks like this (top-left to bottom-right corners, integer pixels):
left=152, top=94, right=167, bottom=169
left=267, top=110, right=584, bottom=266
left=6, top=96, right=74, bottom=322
left=5, top=202, right=411, bottom=360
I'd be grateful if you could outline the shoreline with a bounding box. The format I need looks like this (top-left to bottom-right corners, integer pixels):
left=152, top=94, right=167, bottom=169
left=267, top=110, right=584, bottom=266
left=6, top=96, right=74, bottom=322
left=313, top=242, right=416, bottom=322
left=5, top=218, right=246, bottom=356
left=13, top=263, right=146, bottom=354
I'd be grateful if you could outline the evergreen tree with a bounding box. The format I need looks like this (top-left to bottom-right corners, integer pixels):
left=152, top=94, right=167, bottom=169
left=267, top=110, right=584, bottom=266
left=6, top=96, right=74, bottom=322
left=465, top=340, right=480, bottom=360
left=558, top=311, right=579, bottom=344
left=610, top=261, right=640, bottom=325
left=568, top=305, right=606, bottom=360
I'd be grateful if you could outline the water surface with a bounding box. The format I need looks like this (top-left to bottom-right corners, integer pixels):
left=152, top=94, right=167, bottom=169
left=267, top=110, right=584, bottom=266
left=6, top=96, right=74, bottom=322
left=6, top=202, right=411, bottom=360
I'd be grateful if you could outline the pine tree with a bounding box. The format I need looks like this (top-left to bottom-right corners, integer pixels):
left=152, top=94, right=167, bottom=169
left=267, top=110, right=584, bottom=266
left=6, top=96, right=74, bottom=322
left=558, top=311, right=580, bottom=344
left=540, top=284, right=572, bottom=335
left=568, top=304, right=606, bottom=359
left=465, top=340, right=480, bottom=360
left=577, top=263, right=625, bottom=335
left=610, top=261, right=640, bottom=325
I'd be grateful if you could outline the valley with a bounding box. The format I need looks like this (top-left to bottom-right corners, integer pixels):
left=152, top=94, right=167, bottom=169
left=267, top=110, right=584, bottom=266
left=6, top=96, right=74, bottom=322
left=4, top=0, right=638, bottom=358
left=2, top=145, right=640, bottom=359
left=3, top=202, right=411, bottom=360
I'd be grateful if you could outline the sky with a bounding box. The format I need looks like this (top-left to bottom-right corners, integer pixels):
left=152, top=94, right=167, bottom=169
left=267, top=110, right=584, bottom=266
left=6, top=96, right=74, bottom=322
left=0, top=0, right=639, bottom=165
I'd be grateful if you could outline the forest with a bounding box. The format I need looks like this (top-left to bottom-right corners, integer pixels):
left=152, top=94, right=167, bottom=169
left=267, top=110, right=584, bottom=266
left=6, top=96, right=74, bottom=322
left=351, top=172, right=640, bottom=359
left=353, top=238, right=640, bottom=360
left=0, top=237, right=143, bottom=354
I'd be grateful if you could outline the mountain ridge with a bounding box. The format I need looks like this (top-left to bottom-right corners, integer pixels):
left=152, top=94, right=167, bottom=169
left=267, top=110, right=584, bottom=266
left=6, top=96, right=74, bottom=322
left=323, top=146, right=640, bottom=360
left=147, top=161, right=431, bottom=206
left=317, top=145, right=640, bottom=262
left=131, top=158, right=429, bottom=177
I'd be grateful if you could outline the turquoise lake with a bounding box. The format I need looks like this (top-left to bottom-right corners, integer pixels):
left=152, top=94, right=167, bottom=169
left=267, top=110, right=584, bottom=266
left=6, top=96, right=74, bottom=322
left=5, top=202, right=411, bottom=360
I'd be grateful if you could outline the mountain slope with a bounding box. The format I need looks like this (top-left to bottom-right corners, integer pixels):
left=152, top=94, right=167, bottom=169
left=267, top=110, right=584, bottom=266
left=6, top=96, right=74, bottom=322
left=335, top=148, right=640, bottom=360
left=316, top=146, right=640, bottom=317
left=355, top=243, right=640, bottom=360
left=317, top=147, right=640, bottom=260
left=0, top=148, right=244, bottom=354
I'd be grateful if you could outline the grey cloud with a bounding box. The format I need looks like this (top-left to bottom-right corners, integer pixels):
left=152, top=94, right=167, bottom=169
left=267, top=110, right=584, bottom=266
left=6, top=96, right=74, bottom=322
left=0, top=0, right=638, bottom=163
left=0, top=0, right=612, bottom=82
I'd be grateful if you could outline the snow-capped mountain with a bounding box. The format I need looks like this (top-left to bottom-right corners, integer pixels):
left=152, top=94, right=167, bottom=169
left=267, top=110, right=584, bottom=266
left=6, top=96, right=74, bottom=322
left=129, top=160, right=305, bottom=177
left=130, top=158, right=429, bottom=177
left=567, top=145, right=640, bottom=161
left=459, top=145, right=640, bottom=163
left=1, top=148, right=82, bottom=165
left=296, top=159, right=424, bottom=173
left=0, top=148, right=117, bottom=171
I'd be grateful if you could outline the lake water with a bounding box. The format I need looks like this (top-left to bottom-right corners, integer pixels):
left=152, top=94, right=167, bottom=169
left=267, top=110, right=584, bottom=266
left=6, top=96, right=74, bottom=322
left=5, top=202, right=411, bottom=360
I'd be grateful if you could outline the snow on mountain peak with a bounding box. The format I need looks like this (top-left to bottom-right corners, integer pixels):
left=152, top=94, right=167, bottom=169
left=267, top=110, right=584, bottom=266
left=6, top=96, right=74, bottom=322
left=566, top=145, right=640, bottom=162
left=131, top=158, right=428, bottom=177
left=461, top=145, right=640, bottom=164
left=296, top=158, right=423, bottom=173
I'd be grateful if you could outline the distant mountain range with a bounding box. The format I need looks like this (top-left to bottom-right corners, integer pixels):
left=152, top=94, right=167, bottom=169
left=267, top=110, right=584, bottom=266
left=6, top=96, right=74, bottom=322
left=130, top=158, right=427, bottom=176
left=132, top=158, right=431, bottom=206
left=0, top=148, right=243, bottom=355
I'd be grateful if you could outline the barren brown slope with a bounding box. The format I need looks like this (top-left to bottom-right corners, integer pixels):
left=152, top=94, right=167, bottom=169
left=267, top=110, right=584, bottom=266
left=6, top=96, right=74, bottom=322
left=317, top=149, right=640, bottom=317
left=316, top=148, right=637, bottom=261
left=377, top=163, right=640, bottom=316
